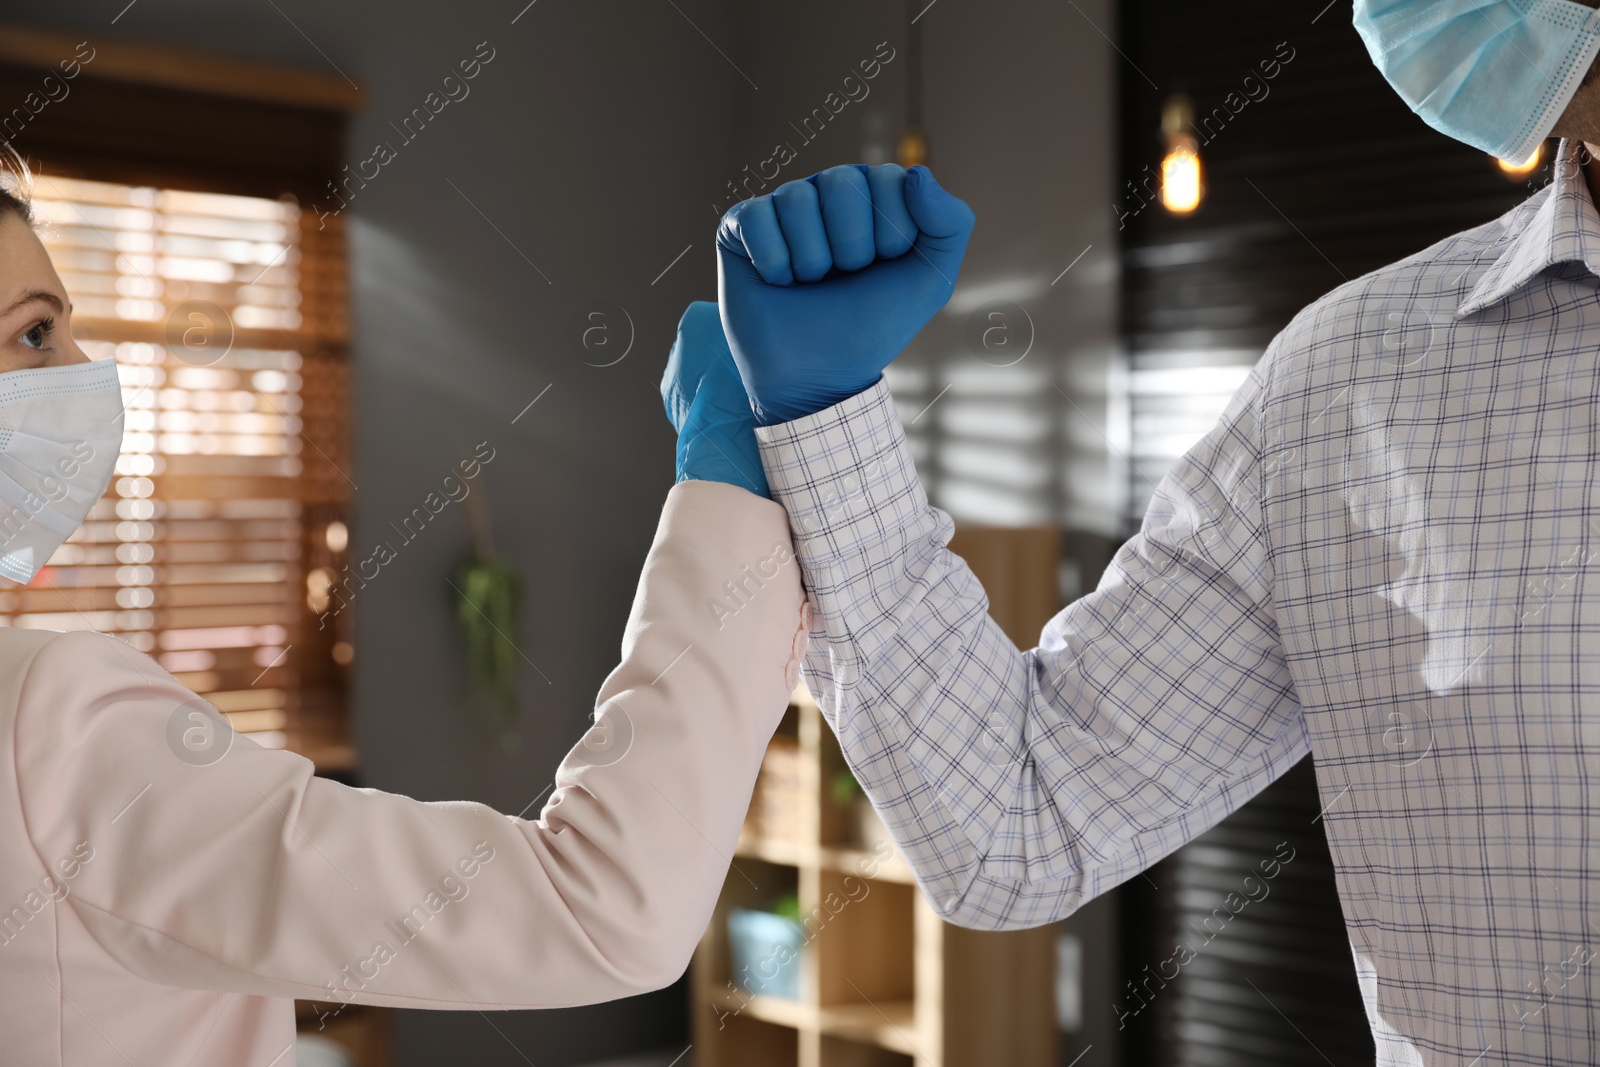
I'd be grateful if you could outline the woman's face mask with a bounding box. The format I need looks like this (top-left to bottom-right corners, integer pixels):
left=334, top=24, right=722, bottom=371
left=0, top=210, right=123, bottom=584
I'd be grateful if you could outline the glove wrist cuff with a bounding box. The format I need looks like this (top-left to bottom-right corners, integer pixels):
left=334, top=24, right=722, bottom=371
left=750, top=374, right=885, bottom=428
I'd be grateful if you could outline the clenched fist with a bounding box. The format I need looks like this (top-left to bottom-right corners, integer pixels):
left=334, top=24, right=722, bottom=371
left=716, top=163, right=975, bottom=426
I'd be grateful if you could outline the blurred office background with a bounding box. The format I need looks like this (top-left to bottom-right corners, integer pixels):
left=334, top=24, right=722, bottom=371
left=0, top=0, right=1543, bottom=1064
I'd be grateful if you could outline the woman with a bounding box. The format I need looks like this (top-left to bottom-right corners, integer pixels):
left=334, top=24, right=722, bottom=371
left=0, top=161, right=808, bottom=1064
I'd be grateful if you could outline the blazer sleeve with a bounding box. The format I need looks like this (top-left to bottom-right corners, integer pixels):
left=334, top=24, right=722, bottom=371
left=13, top=480, right=808, bottom=1010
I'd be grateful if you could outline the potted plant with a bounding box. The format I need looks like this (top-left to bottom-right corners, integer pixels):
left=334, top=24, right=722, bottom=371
left=454, top=467, right=523, bottom=753
left=727, top=891, right=805, bottom=1001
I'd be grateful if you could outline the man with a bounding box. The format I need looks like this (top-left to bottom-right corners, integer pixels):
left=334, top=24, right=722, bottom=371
left=662, top=2, right=1600, bottom=1062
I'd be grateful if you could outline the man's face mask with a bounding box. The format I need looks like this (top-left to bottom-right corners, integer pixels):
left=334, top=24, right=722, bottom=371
left=0, top=358, right=124, bottom=584
left=1354, top=0, right=1600, bottom=161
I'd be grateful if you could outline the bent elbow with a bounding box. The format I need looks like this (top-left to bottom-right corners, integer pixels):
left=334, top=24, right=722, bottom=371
left=611, top=924, right=699, bottom=997
left=930, top=892, right=1025, bottom=932
left=936, top=895, right=1082, bottom=932
left=925, top=863, right=1092, bottom=932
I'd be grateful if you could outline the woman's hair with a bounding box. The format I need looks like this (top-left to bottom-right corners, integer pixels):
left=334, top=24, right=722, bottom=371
left=0, top=142, right=34, bottom=225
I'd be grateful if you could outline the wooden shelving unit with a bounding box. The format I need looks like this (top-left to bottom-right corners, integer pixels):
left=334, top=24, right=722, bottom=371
left=692, top=526, right=1062, bottom=1067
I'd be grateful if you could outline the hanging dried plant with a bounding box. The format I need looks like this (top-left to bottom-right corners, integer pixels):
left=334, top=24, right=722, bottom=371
left=455, top=463, right=522, bottom=752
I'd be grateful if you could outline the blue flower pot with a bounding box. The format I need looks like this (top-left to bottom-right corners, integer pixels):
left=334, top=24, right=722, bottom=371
left=727, top=907, right=805, bottom=1001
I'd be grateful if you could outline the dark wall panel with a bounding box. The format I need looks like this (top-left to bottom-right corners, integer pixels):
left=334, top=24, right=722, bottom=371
left=1119, top=0, right=1539, bottom=354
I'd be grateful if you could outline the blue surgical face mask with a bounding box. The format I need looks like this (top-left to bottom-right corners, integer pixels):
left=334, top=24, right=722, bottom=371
left=1354, top=0, right=1600, bottom=161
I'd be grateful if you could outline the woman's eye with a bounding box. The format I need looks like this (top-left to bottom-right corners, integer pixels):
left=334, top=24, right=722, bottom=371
left=20, top=319, right=52, bottom=351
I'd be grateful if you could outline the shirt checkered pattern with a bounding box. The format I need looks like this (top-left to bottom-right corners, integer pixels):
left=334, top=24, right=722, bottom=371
left=754, top=139, right=1600, bottom=1065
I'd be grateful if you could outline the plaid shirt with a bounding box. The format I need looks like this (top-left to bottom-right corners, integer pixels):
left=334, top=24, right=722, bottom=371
left=755, top=139, right=1600, bottom=1065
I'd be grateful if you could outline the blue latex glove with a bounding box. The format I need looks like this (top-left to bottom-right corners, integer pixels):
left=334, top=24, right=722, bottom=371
left=716, top=163, right=975, bottom=426
left=660, top=300, right=770, bottom=499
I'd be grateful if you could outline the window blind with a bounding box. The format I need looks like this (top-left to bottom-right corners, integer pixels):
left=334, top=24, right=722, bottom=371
left=3, top=174, right=352, bottom=767
left=1119, top=349, right=1256, bottom=531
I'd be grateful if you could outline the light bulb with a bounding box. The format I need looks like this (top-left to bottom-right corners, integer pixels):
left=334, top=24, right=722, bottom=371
left=897, top=125, right=929, bottom=168
left=324, top=520, right=348, bottom=553
left=1161, top=137, right=1203, bottom=214
left=1496, top=143, right=1543, bottom=176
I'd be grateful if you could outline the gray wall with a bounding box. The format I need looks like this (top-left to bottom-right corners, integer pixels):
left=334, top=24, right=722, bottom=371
left=731, top=1, right=1122, bottom=544
left=0, top=1, right=1119, bottom=1062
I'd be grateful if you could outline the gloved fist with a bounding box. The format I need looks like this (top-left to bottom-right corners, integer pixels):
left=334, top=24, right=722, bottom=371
left=717, top=163, right=975, bottom=426
left=660, top=300, right=770, bottom=499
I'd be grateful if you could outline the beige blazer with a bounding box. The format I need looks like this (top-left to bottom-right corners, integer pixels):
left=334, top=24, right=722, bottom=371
left=0, top=481, right=807, bottom=1065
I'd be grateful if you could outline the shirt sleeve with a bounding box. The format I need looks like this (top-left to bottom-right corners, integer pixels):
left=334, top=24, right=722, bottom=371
left=13, top=480, right=809, bottom=1010
left=754, top=369, right=1309, bottom=931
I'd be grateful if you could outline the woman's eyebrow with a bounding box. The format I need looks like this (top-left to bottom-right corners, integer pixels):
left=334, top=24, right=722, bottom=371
left=0, top=289, right=65, bottom=319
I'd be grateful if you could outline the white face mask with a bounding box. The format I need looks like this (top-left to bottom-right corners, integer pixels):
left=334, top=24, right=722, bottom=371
left=0, top=359, right=124, bottom=584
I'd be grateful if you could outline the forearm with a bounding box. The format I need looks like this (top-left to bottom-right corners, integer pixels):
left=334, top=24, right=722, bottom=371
left=757, top=379, right=1310, bottom=931
left=757, top=381, right=1058, bottom=923
left=784, top=510, right=1090, bottom=929
left=528, top=479, right=809, bottom=991
left=19, top=482, right=810, bottom=1007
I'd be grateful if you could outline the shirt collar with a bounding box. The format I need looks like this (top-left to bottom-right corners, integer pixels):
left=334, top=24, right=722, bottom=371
left=1457, top=139, right=1600, bottom=317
